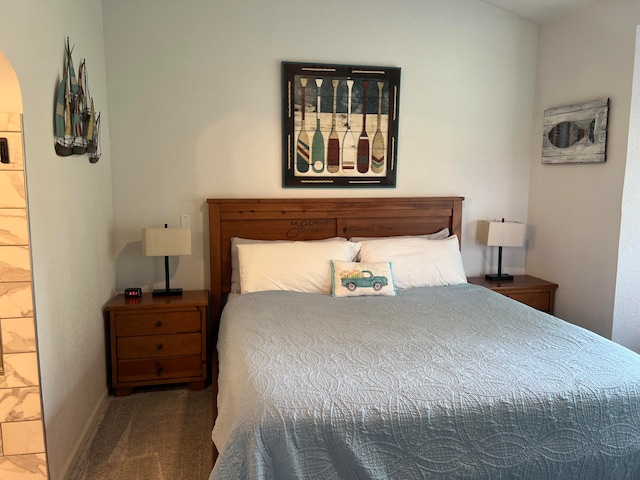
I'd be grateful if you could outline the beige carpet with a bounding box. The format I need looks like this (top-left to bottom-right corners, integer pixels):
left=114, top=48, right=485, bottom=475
left=68, top=385, right=213, bottom=480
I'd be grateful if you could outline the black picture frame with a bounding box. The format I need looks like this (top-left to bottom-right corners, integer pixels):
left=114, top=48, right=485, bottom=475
left=282, top=62, right=401, bottom=187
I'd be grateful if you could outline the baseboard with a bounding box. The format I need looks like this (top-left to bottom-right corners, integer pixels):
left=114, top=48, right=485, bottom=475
left=58, top=388, right=110, bottom=480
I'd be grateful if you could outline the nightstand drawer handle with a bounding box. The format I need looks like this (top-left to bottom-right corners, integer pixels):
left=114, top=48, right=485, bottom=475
left=155, top=363, right=164, bottom=376
left=155, top=320, right=162, bottom=327
left=156, top=343, right=164, bottom=350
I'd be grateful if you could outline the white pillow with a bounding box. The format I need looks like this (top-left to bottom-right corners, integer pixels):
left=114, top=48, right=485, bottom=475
left=238, top=240, right=360, bottom=294
left=357, top=235, right=467, bottom=289
left=349, top=228, right=450, bottom=243
left=230, top=237, right=347, bottom=293
left=331, top=260, right=396, bottom=297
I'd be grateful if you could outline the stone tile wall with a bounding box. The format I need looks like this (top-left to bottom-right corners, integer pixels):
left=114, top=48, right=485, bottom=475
left=0, top=112, right=48, bottom=478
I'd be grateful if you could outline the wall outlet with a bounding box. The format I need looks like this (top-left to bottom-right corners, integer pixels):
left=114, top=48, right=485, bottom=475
left=180, top=214, right=190, bottom=229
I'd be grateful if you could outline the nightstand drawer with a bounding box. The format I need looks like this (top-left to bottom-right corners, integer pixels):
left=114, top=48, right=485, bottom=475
left=504, top=292, right=550, bottom=312
left=115, top=310, right=201, bottom=336
left=117, top=355, right=203, bottom=383
left=117, top=333, right=201, bottom=359
left=466, top=276, right=557, bottom=315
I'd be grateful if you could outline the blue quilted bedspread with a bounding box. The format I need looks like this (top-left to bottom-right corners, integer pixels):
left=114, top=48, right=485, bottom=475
left=210, top=284, right=640, bottom=479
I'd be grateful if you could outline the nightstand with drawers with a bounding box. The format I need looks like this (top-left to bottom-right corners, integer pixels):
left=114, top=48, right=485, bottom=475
left=466, top=275, right=558, bottom=315
left=104, top=290, right=209, bottom=396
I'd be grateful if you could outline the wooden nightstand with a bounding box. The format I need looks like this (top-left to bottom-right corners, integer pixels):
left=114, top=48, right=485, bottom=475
left=467, top=275, right=558, bottom=314
left=104, top=290, right=209, bottom=396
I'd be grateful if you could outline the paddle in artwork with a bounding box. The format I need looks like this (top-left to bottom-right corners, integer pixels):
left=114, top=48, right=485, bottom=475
left=282, top=62, right=401, bottom=187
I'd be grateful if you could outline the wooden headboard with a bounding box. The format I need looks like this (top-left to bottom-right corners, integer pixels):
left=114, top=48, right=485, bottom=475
left=207, top=196, right=464, bottom=319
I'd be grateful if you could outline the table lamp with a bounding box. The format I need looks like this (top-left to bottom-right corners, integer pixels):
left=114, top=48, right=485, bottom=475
left=142, top=224, right=191, bottom=296
left=477, top=218, right=525, bottom=281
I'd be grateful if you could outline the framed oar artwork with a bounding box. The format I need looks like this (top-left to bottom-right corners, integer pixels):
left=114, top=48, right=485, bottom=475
left=282, top=62, right=401, bottom=187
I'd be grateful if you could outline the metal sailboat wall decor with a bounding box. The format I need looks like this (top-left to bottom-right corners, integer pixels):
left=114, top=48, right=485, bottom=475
left=54, top=38, right=101, bottom=163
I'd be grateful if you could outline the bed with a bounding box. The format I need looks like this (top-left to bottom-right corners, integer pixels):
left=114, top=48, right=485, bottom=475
left=207, top=197, right=640, bottom=479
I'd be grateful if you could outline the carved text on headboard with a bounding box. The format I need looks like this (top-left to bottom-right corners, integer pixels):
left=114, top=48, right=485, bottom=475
left=346, top=225, right=396, bottom=233
left=286, top=219, right=332, bottom=238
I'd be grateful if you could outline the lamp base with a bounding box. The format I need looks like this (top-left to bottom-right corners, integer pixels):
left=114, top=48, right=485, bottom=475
left=485, top=273, right=514, bottom=281
left=152, top=288, right=183, bottom=297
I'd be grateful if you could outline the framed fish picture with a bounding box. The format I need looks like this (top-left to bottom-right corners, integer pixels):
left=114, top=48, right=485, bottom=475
left=282, top=62, right=401, bottom=187
left=542, top=98, right=609, bottom=164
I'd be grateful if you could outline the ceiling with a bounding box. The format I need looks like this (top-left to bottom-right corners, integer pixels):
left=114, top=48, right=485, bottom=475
left=480, top=0, right=599, bottom=24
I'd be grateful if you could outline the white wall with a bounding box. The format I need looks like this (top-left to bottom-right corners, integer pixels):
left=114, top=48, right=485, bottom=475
left=102, top=0, right=538, bottom=293
left=613, top=25, right=640, bottom=352
left=528, top=0, right=640, bottom=338
left=0, top=1, right=114, bottom=478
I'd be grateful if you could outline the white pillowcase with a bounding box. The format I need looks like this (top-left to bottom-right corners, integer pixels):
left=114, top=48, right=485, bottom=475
left=237, top=240, right=360, bottom=294
left=349, top=228, right=450, bottom=243
left=357, top=235, right=467, bottom=289
left=230, top=237, right=347, bottom=293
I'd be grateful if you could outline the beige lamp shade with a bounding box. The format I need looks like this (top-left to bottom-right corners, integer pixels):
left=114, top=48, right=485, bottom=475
left=142, top=228, right=191, bottom=257
left=477, top=220, right=525, bottom=247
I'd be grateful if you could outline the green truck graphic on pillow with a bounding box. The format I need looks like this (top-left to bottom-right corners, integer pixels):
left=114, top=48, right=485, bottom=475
left=341, top=270, right=388, bottom=292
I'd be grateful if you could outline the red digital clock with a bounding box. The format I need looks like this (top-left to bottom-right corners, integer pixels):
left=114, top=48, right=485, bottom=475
left=124, top=288, right=142, bottom=298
